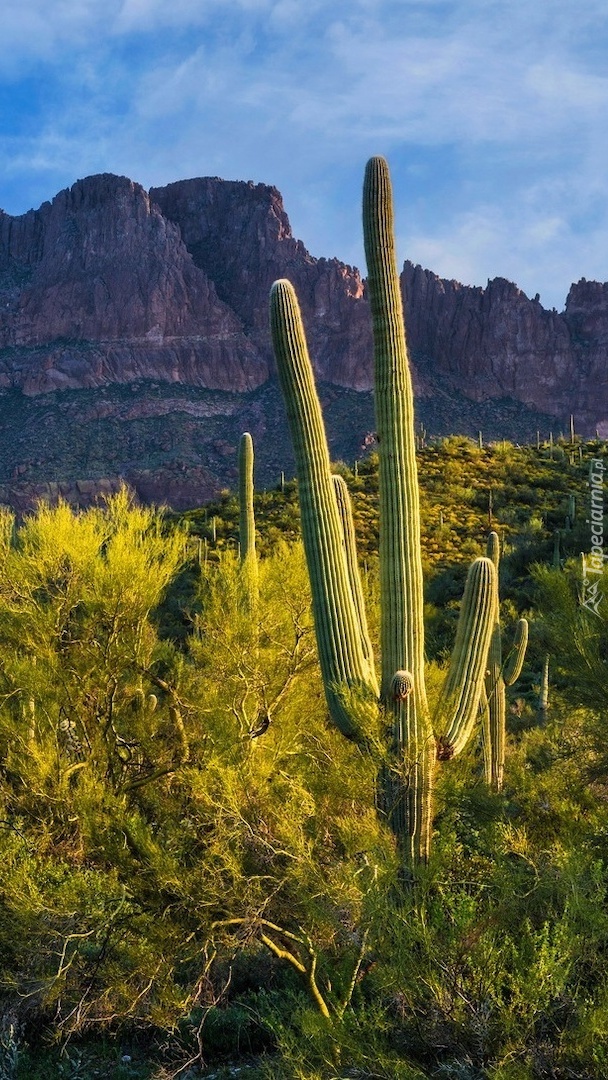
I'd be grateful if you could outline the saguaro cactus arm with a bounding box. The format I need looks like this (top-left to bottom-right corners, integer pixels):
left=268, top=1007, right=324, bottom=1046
left=434, top=556, right=498, bottom=758
left=503, top=619, right=529, bottom=686
left=332, top=474, right=376, bottom=679
left=483, top=533, right=528, bottom=791
left=270, top=280, right=378, bottom=740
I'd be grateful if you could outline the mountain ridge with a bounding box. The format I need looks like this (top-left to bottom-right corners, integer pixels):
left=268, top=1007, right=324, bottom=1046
left=0, top=171, right=606, bottom=510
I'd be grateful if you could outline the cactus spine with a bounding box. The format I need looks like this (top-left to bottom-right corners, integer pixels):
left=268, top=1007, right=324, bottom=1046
left=483, top=532, right=528, bottom=791
left=270, top=157, right=498, bottom=865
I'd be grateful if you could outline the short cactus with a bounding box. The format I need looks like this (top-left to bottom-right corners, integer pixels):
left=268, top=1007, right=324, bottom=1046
left=238, top=432, right=258, bottom=613
left=270, top=157, right=498, bottom=865
left=482, top=532, right=528, bottom=791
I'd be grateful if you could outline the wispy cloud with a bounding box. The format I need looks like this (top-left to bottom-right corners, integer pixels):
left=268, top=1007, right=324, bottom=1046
left=2, top=0, right=608, bottom=307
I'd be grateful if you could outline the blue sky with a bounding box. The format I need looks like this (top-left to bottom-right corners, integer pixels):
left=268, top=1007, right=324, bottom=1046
left=2, top=0, right=608, bottom=309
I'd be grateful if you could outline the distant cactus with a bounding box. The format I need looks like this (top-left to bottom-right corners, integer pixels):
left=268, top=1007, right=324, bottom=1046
left=482, top=532, right=528, bottom=791
left=270, top=157, right=498, bottom=865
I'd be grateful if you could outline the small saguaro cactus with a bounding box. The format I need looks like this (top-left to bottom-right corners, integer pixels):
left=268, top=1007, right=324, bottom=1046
left=270, top=157, right=498, bottom=865
left=553, top=530, right=561, bottom=569
left=238, top=431, right=258, bottom=613
left=482, top=532, right=528, bottom=791
left=539, top=654, right=549, bottom=722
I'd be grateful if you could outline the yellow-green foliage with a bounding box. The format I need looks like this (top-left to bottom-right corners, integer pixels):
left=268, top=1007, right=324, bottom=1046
left=185, top=437, right=601, bottom=579
left=0, top=500, right=393, bottom=1045
left=0, top=489, right=187, bottom=799
left=0, top=482, right=608, bottom=1078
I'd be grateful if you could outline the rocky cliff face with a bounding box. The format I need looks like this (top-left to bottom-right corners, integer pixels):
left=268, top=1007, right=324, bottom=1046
left=0, top=175, right=265, bottom=394
left=401, top=263, right=608, bottom=431
left=150, top=177, right=373, bottom=390
left=0, top=170, right=606, bottom=510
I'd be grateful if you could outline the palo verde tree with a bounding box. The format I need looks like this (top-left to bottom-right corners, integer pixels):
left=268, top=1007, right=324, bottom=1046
left=270, top=157, right=498, bottom=866
left=0, top=489, right=189, bottom=798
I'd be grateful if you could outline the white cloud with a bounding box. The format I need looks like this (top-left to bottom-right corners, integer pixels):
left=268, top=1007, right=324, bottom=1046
left=2, top=0, right=608, bottom=309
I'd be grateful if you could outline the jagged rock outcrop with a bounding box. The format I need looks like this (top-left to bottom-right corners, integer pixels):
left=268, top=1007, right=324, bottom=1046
left=0, top=169, right=607, bottom=511
left=401, top=262, right=608, bottom=430
left=150, top=177, right=373, bottom=389
left=2, top=171, right=608, bottom=421
left=0, top=174, right=266, bottom=393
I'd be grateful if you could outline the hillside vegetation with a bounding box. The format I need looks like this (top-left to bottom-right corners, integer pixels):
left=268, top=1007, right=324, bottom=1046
left=0, top=435, right=607, bottom=1080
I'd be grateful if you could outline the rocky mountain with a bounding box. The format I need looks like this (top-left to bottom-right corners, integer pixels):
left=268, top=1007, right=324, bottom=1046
left=0, top=172, right=606, bottom=511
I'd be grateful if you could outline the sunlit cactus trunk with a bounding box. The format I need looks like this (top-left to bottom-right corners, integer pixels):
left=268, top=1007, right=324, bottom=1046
left=363, top=156, right=434, bottom=861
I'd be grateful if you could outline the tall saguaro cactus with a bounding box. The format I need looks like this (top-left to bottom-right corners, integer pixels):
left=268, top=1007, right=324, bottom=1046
left=270, top=157, right=498, bottom=865
left=483, top=531, right=528, bottom=791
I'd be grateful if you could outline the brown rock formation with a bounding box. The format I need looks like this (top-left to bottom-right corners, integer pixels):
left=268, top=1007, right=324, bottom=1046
left=0, top=170, right=607, bottom=512
left=401, top=262, right=608, bottom=433
left=401, top=263, right=572, bottom=399
left=0, top=174, right=265, bottom=393
left=150, top=177, right=373, bottom=389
